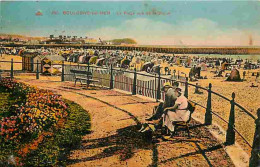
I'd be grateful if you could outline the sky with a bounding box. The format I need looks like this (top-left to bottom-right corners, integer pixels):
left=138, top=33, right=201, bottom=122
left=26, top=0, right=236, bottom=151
left=1, top=1, right=260, bottom=46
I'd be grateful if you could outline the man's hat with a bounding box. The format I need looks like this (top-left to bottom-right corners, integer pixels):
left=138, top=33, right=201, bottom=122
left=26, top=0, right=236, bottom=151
left=175, top=87, right=182, bottom=94
left=163, top=82, right=172, bottom=88
left=161, top=82, right=172, bottom=91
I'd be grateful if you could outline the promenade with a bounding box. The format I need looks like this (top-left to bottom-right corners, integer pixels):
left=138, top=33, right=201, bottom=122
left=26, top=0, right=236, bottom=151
left=16, top=77, right=236, bottom=167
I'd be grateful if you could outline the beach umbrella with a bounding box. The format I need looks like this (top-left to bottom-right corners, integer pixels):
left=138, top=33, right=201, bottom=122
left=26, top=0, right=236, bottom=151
left=121, top=59, right=131, bottom=68
left=152, top=65, right=160, bottom=74
left=89, top=56, right=98, bottom=64
left=96, top=58, right=105, bottom=66
left=87, top=49, right=94, bottom=55
left=18, top=49, right=24, bottom=56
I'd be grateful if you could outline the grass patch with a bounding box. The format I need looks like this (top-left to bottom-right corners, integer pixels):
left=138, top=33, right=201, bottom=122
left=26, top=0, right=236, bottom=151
left=0, top=87, right=19, bottom=118
left=21, top=99, right=91, bottom=166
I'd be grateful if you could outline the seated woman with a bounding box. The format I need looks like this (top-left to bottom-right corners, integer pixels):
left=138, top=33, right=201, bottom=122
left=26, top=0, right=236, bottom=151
left=162, top=87, right=190, bottom=137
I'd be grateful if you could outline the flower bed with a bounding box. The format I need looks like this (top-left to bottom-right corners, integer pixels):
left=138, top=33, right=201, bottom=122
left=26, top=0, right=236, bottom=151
left=22, top=100, right=91, bottom=166
left=0, top=78, right=68, bottom=142
left=0, top=78, right=91, bottom=166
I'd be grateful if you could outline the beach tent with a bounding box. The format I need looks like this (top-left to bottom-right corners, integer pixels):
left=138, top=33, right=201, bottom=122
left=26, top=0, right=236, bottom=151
left=42, top=55, right=65, bottom=75
left=200, top=62, right=207, bottom=71
left=136, top=56, right=141, bottom=64
left=157, top=59, right=162, bottom=64
left=176, top=57, right=181, bottom=65
left=85, top=55, right=93, bottom=64
left=141, top=62, right=154, bottom=72
left=89, top=56, right=98, bottom=64
left=129, top=56, right=137, bottom=69
left=121, top=59, right=131, bottom=68
left=21, top=51, right=40, bottom=71
left=151, top=65, right=160, bottom=75
left=226, top=69, right=242, bottom=81
left=78, top=55, right=86, bottom=64
left=96, top=58, right=105, bottom=66
left=18, top=49, right=24, bottom=56
left=221, top=62, right=231, bottom=70
left=187, top=57, right=192, bottom=66
left=87, top=49, right=95, bottom=55
left=32, top=54, right=46, bottom=72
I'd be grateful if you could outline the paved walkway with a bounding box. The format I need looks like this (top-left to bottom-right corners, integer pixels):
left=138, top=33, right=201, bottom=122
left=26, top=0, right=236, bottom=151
left=18, top=78, right=234, bottom=167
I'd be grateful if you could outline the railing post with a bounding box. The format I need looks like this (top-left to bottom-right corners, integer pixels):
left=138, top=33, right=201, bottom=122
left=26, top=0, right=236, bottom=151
left=110, top=64, right=113, bottom=89
left=154, top=74, right=157, bottom=101
left=132, top=68, right=137, bottom=95
left=156, top=67, right=161, bottom=101
left=36, top=60, right=39, bottom=79
left=249, top=108, right=260, bottom=167
left=61, top=61, right=64, bottom=82
left=10, top=58, right=14, bottom=79
left=226, top=92, right=236, bottom=145
left=205, top=83, right=212, bottom=125
left=87, top=62, right=90, bottom=72
left=184, top=77, right=188, bottom=98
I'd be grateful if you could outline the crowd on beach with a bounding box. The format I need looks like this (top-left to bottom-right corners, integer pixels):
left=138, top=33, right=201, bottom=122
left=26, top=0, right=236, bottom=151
left=1, top=47, right=260, bottom=80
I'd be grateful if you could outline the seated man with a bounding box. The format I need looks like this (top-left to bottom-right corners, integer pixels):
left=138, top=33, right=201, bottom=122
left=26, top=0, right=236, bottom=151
left=162, top=87, right=190, bottom=137
left=138, top=82, right=178, bottom=133
left=146, top=82, right=179, bottom=121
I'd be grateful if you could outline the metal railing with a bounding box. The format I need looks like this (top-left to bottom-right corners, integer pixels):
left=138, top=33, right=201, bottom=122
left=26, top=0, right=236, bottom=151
left=0, top=59, right=259, bottom=166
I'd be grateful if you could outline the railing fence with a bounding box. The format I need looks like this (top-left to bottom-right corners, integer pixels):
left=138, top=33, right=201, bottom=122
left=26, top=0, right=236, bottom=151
left=0, top=59, right=259, bottom=166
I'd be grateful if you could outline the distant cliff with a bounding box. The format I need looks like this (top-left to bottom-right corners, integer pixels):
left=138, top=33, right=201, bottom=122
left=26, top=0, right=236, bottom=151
left=109, top=38, right=137, bottom=45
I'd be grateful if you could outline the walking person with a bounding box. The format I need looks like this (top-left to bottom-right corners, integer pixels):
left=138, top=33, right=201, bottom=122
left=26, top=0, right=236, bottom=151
left=256, top=72, right=259, bottom=82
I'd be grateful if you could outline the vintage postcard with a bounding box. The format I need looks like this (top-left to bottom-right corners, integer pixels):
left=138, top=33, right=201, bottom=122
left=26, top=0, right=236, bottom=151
left=0, top=1, right=259, bottom=166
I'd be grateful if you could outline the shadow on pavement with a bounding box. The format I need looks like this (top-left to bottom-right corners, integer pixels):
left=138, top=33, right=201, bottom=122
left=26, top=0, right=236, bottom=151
left=67, top=125, right=158, bottom=165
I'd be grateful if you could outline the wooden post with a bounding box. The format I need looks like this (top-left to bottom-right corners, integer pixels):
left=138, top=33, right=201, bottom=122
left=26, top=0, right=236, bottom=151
left=61, top=61, right=64, bottom=82
left=156, top=67, right=161, bottom=101
left=226, top=92, right=236, bottom=145
left=31, top=58, right=34, bottom=71
left=249, top=108, right=260, bottom=167
left=132, top=68, right=137, bottom=95
left=184, top=77, right=188, bottom=98
left=205, top=83, right=212, bottom=125
left=22, top=57, right=25, bottom=71
left=110, top=64, right=113, bottom=89
left=194, top=83, right=200, bottom=94
left=10, top=58, right=14, bottom=79
left=36, top=60, right=39, bottom=79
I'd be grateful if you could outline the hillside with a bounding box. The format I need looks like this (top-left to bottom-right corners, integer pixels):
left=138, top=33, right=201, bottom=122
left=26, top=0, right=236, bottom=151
left=0, top=33, right=46, bottom=40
